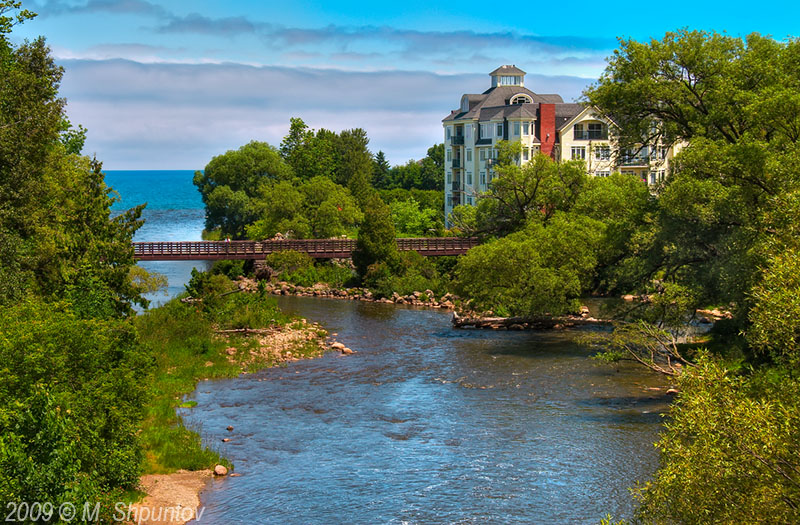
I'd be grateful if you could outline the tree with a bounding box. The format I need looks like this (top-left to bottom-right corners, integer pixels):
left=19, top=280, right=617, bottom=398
left=0, top=7, right=144, bottom=312
left=193, top=141, right=292, bottom=238
left=388, top=198, right=439, bottom=236
left=453, top=212, right=604, bottom=317
left=585, top=31, right=800, bottom=324
left=373, top=150, right=391, bottom=189
left=352, top=194, right=398, bottom=278
left=476, top=148, right=588, bottom=236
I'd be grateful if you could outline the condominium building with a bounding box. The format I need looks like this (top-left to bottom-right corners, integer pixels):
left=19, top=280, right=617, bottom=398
left=442, top=65, right=680, bottom=219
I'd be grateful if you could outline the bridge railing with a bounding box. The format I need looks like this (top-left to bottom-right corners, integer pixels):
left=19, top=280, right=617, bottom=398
left=132, top=237, right=479, bottom=260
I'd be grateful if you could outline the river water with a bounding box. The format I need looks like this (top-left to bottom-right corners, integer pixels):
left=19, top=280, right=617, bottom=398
left=183, top=297, right=668, bottom=524
left=103, top=170, right=667, bottom=523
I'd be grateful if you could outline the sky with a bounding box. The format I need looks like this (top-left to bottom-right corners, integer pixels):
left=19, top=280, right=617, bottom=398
left=9, top=0, right=800, bottom=169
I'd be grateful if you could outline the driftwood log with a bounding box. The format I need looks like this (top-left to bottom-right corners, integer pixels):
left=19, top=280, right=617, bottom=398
left=451, top=311, right=612, bottom=330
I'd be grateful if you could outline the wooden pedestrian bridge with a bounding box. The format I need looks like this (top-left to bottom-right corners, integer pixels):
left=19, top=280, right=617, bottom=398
left=133, top=237, right=480, bottom=261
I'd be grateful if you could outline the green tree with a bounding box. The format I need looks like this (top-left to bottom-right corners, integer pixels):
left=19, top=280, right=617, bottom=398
left=476, top=149, right=588, bottom=236
left=389, top=198, right=439, bottom=236
left=352, top=194, right=398, bottom=278
left=194, top=141, right=292, bottom=238
left=453, top=212, right=604, bottom=316
left=373, top=150, right=391, bottom=189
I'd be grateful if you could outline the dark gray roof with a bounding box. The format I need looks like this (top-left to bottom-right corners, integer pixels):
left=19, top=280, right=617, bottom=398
left=490, top=65, right=526, bottom=76
left=556, top=104, right=589, bottom=130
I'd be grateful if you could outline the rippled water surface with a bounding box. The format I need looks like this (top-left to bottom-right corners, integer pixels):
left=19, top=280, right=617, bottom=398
left=184, top=296, right=668, bottom=524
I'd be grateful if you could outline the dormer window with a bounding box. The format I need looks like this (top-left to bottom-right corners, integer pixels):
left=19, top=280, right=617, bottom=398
left=511, top=94, right=532, bottom=105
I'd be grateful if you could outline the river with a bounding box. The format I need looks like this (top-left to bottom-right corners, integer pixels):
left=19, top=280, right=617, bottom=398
left=183, top=296, right=668, bottom=524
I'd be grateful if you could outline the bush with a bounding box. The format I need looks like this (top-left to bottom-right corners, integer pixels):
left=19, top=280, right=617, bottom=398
left=0, top=300, right=151, bottom=512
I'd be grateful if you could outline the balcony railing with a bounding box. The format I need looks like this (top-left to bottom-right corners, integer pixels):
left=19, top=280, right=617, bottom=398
left=619, top=156, right=651, bottom=166
left=450, top=195, right=462, bottom=206
left=451, top=135, right=464, bottom=145
left=452, top=159, right=462, bottom=169
left=451, top=181, right=462, bottom=192
left=573, top=130, right=608, bottom=140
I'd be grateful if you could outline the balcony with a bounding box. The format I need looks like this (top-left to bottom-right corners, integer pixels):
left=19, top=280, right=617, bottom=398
left=451, top=181, right=462, bottom=192
left=452, top=159, right=462, bottom=169
left=619, top=156, right=651, bottom=167
left=450, top=194, right=462, bottom=207
left=573, top=130, right=608, bottom=140
left=451, top=135, right=465, bottom=145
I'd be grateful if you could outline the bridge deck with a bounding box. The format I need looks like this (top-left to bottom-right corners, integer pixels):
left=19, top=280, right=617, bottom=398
left=133, top=238, right=479, bottom=261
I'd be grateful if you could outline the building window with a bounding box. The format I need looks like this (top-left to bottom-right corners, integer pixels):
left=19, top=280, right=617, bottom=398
left=522, top=148, right=529, bottom=161
left=500, top=75, right=519, bottom=86
left=466, top=125, right=472, bottom=139
left=480, top=171, right=486, bottom=184
left=480, top=123, right=491, bottom=138
left=649, top=172, right=657, bottom=184
left=446, top=172, right=452, bottom=184
left=571, top=146, right=586, bottom=160
left=496, top=123, right=503, bottom=137
left=446, top=127, right=451, bottom=139
left=467, top=196, right=474, bottom=205
left=522, top=122, right=529, bottom=135
left=446, top=149, right=452, bottom=162
left=596, top=170, right=610, bottom=177
left=587, top=122, right=605, bottom=139
left=658, top=170, right=666, bottom=181
left=511, top=94, right=531, bottom=104
left=595, top=145, right=611, bottom=160
left=513, top=122, right=520, bottom=135
left=466, top=172, right=473, bottom=185
left=573, top=123, right=584, bottom=139
left=658, top=146, right=668, bottom=160
left=466, top=149, right=472, bottom=162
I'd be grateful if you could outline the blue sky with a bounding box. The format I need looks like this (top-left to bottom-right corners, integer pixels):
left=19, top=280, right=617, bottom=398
left=10, top=0, right=800, bottom=169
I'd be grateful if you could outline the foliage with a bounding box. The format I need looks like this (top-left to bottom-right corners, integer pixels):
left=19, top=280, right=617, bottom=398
left=0, top=300, right=151, bottom=510
left=363, top=251, right=447, bottom=298
left=585, top=30, right=800, bottom=326
left=245, top=176, right=362, bottom=239
left=378, top=144, right=444, bottom=190
left=447, top=204, right=478, bottom=235
left=475, top=150, right=588, bottom=236
left=193, top=141, right=292, bottom=238
left=352, top=194, right=399, bottom=278
left=388, top=198, right=440, bottom=236
left=453, top=212, right=604, bottom=316
left=633, top=358, right=800, bottom=524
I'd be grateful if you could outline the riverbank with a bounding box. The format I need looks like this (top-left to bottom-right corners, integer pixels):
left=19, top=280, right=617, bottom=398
left=131, top=292, right=339, bottom=524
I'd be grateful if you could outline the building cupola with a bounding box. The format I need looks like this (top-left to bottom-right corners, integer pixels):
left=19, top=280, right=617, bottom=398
left=490, top=65, right=525, bottom=88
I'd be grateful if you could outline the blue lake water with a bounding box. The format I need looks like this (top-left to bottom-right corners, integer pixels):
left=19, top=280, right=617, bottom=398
left=105, top=170, right=210, bottom=305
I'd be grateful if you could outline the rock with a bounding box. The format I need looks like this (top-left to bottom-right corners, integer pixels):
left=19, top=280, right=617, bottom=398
left=225, top=347, right=237, bottom=356
left=221, top=438, right=230, bottom=443
left=340, top=347, right=355, bottom=355
left=204, top=361, right=214, bottom=367
left=214, top=465, right=228, bottom=476
left=330, top=342, right=346, bottom=350
left=553, top=324, right=564, bottom=330
left=226, top=425, right=234, bottom=431
left=229, top=473, right=242, bottom=477
left=508, top=324, right=524, bottom=330
left=579, top=305, right=590, bottom=315
left=666, top=388, right=679, bottom=394
left=622, top=294, right=635, bottom=301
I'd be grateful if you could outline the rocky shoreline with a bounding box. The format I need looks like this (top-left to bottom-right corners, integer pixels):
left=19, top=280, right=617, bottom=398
left=236, top=277, right=460, bottom=310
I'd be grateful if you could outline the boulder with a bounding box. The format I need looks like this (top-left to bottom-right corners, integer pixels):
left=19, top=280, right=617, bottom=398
left=226, top=425, right=234, bottom=431
left=330, top=342, right=346, bottom=350
left=340, top=347, right=355, bottom=355
left=214, top=465, right=228, bottom=476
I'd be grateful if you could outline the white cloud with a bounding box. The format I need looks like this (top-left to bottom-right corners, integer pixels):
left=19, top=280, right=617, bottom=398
left=59, top=59, right=593, bottom=169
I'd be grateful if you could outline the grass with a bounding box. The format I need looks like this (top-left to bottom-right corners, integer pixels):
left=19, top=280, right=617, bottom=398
left=134, top=291, right=325, bottom=474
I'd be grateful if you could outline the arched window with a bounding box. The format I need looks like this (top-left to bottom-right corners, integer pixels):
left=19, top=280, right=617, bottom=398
left=511, top=94, right=532, bottom=105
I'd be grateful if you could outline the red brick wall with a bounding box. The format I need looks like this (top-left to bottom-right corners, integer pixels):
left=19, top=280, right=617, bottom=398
left=539, top=103, right=556, bottom=158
